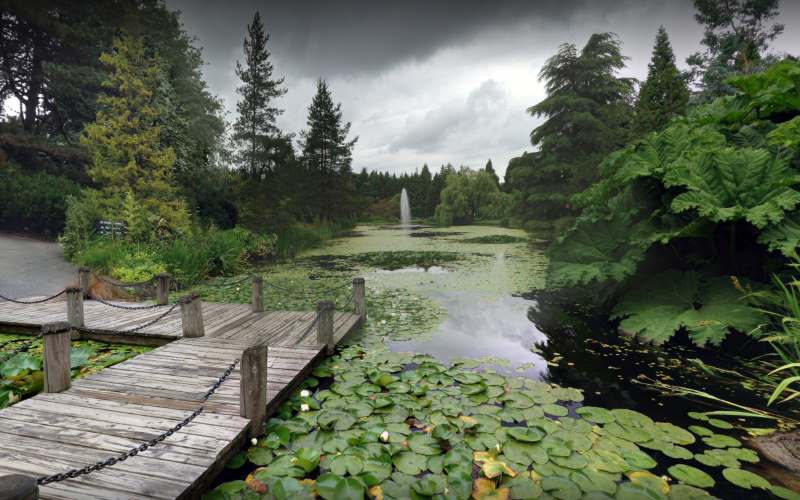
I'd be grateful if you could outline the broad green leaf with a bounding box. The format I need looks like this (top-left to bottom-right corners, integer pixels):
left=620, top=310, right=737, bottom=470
left=668, top=464, right=715, bottom=488
left=722, top=467, right=771, bottom=490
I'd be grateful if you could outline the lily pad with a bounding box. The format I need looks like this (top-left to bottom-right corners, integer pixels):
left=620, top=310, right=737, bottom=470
left=668, top=464, right=715, bottom=488
left=721, top=467, right=770, bottom=490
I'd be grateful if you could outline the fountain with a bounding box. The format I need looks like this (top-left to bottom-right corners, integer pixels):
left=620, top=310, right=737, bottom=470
left=400, top=188, right=411, bottom=226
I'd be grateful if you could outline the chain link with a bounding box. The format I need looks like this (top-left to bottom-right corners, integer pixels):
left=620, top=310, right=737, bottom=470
left=37, top=359, right=239, bottom=486
left=0, top=289, right=66, bottom=304
left=93, top=297, right=167, bottom=311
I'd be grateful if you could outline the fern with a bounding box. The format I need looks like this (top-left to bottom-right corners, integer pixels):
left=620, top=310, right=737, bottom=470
left=612, top=272, right=763, bottom=346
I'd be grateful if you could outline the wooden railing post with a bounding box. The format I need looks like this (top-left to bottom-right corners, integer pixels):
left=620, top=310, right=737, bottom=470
left=156, top=273, right=171, bottom=305
left=0, top=474, right=39, bottom=500
left=251, top=275, right=264, bottom=313
left=78, top=266, right=91, bottom=298
left=42, top=321, right=71, bottom=393
left=66, top=286, right=84, bottom=328
left=240, top=345, right=268, bottom=438
left=317, top=300, right=335, bottom=355
left=180, top=294, right=205, bottom=338
left=353, top=277, right=366, bottom=321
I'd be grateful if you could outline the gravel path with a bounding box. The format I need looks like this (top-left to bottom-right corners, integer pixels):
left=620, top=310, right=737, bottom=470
left=0, top=233, right=76, bottom=299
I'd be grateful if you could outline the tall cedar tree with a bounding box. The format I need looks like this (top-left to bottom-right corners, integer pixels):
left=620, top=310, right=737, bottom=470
left=299, top=79, right=358, bottom=221
left=513, top=33, right=635, bottom=221
left=81, top=35, right=189, bottom=235
left=233, top=11, right=287, bottom=176
left=635, top=27, right=689, bottom=135
left=687, top=0, right=784, bottom=100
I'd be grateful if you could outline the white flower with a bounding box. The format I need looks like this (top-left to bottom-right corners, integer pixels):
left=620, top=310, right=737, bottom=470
left=300, top=389, right=311, bottom=398
left=381, top=320, right=387, bottom=325
left=380, top=431, right=390, bottom=443
left=251, top=438, right=258, bottom=446
left=300, top=403, right=310, bottom=412
left=495, top=443, right=501, bottom=452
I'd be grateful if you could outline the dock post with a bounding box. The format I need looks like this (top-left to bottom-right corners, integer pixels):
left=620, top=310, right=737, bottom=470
left=78, top=266, right=91, bottom=298
left=66, top=286, right=84, bottom=328
left=42, top=321, right=71, bottom=393
left=251, top=275, right=264, bottom=313
left=317, top=300, right=335, bottom=355
left=0, top=474, right=38, bottom=500
left=156, top=273, right=171, bottom=305
left=180, top=294, right=205, bottom=338
left=240, top=345, right=268, bottom=438
left=353, top=277, right=366, bottom=321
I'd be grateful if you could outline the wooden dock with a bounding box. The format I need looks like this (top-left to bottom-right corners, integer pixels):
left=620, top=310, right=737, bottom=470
left=0, top=279, right=365, bottom=499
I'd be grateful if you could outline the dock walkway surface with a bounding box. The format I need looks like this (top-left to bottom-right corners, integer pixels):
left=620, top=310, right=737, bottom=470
left=0, top=297, right=362, bottom=499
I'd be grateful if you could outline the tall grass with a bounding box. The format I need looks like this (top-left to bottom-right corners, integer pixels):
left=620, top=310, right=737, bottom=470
left=748, top=260, right=800, bottom=405
left=274, top=221, right=351, bottom=258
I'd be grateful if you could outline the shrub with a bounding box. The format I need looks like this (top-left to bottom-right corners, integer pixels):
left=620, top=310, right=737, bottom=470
left=60, top=189, right=106, bottom=258
left=0, top=167, right=82, bottom=236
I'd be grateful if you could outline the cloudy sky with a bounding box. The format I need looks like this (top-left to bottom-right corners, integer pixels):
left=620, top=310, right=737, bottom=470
left=167, top=0, right=800, bottom=178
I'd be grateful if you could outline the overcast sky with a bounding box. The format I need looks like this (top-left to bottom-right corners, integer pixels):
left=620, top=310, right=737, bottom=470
left=167, top=0, right=800, bottom=178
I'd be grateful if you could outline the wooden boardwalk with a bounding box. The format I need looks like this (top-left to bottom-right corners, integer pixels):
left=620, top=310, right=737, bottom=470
left=0, top=296, right=363, bottom=499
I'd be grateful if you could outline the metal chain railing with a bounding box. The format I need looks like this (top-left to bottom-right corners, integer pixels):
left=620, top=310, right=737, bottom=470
left=76, top=302, right=179, bottom=336
left=0, top=289, right=66, bottom=304
left=94, top=275, right=154, bottom=289
left=37, top=359, right=239, bottom=486
left=170, top=274, right=252, bottom=291
left=92, top=297, right=166, bottom=311
left=264, top=279, right=352, bottom=299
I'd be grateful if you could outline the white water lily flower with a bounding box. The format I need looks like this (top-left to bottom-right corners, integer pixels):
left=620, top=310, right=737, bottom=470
left=495, top=443, right=501, bottom=453
left=380, top=431, right=390, bottom=443
left=300, top=403, right=310, bottom=412
left=251, top=438, right=258, bottom=446
left=300, top=389, right=311, bottom=398
left=381, top=320, right=387, bottom=325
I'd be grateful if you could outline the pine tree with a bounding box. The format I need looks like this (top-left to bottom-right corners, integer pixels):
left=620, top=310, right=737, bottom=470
left=299, top=79, right=358, bottom=220
left=232, top=11, right=287, bottom=176
left=518, top=33, right=635, bottom=221
left=484, top=159, right=500, bottom=186
left=635, top=27, right=689, bottom=135
left=687, top=0, right=784, bottom=101
left=81, top=35, right=189, bottom=238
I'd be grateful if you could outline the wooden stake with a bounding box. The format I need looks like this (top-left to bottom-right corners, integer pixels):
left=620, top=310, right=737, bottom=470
left=251, top=275, right=264, bottom=313
left=0, top=474, right=39, bottom=500
left=240, top=345, right=268, bottom=438
left=180, top=295, right=205, bottom=338
left=353, top=277, right=366, bottom=321
left=156, top=273, right=171, bottom=305
left=78, top=267, right=91, bottom=297
left=317, top=300, right=335, bottom=355
left=66, top=286, right=83, bottom=328
left=42, top=322, right=71, bottom=393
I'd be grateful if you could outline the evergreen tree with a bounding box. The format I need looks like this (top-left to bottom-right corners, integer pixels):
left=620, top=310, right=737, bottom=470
left=299, top=79, right=358, bottom=220
left=517, top=33, right=635, bottom=222
left=81, top=35, right=189, bottom=237
left=232, top=11, right=287, bottom=176
left=635, top=27, right=689, bottom=135
left=687, top=0, right=784, bottom=101
left=484, top=159, right=500, bottom=186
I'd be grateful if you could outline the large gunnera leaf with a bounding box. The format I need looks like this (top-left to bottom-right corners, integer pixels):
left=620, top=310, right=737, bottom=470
left=759, top=213, right=800, bottom=257
left=612, top=271, right=763, bottom=346
left=666, top=148, right=800, bottom=229
left=547, top=214, right=648, bottom=288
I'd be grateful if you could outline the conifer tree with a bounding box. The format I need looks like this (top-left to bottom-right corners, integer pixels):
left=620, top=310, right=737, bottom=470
left=485, top=159, right=500, bottom=186
left=299, top=79, right=358, bottom=220
left=81, top=35, right=189, bottom=237
left=232, top=11, right=287, bottom=176
left=635, top=26, right=689, bottom=135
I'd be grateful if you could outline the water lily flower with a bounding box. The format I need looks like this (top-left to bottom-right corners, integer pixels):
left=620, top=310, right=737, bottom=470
left=380, top=431, right=390, bottom=442
left=300, top=403, right=310, bottom=412
left=495, top=443, right=501, bottom=453
left=300, top=389, right=311, bottom=397
left=251, top=438, right=258, bottom=446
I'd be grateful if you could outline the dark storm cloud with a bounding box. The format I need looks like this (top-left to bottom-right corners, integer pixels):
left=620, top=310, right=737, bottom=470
left=169, top=0, right=612, bottom=77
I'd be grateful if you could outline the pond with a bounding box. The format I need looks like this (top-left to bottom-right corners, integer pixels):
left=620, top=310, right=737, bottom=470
left=201, top=224, right=800, bottom=500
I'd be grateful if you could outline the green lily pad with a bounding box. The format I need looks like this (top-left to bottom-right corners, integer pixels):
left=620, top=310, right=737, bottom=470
left=541, top=476, right=581, bottom=500
left=507, top=427, right=545, bottom=443
left=688, top=425, right=714, bottom=437
left=393, top=451, right=427, bottom=475
left=576, top=406, right=615, bottom=424
left=668, top=464, right=715, bottom=488
left=543, top=404, right=569, bottom=417
left=246, top=447, right=273, bottom=466
left=328, top=454, right=363, bottom=475
left=722, top=467, right=770, bottom=490
left=702, top=434, right=741, bottom=448
left=707, top=418, right=734, bottom=430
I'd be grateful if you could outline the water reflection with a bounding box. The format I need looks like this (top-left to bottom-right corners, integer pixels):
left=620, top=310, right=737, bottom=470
left=390, top=291, right=549, bottom=378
